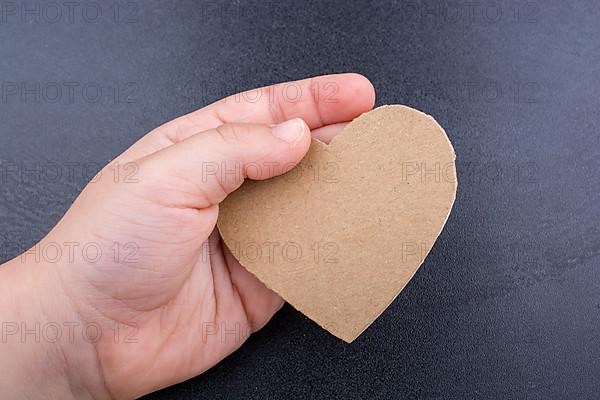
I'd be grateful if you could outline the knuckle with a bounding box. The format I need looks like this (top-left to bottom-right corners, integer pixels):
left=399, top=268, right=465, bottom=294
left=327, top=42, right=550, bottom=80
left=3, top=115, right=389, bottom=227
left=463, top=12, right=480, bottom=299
left=214, top=123, right=251, bottom=143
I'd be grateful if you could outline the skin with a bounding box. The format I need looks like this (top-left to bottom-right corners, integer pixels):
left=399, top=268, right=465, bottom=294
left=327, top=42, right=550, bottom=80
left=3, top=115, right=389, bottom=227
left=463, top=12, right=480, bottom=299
left=0, top=73, right=376, bottom=399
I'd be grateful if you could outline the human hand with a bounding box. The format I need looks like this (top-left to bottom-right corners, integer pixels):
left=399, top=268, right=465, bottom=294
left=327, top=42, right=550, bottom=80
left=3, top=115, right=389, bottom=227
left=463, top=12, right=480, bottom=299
left=0, top=73, right=375, bottom=399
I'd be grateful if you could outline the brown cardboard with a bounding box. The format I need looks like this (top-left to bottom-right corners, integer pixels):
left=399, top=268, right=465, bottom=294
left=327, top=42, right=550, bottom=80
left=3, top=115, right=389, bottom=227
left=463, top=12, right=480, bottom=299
left=217, top=105, right=457, bottom=342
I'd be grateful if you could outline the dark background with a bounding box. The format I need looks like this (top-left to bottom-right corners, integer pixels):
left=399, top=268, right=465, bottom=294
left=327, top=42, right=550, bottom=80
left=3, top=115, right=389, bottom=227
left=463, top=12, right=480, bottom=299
left=2, top=0, right=599, bottom=399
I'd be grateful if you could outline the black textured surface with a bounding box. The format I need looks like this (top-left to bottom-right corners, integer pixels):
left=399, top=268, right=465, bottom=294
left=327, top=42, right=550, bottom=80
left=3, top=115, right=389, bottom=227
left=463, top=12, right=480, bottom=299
left=2, top=1, right=600, bottom=399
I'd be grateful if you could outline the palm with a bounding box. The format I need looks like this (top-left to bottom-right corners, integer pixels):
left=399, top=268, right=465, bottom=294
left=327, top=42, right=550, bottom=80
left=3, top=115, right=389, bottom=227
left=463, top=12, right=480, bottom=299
left=91, top=223, right=280, bottom=397
left=55, top=187, right=283, bottom=397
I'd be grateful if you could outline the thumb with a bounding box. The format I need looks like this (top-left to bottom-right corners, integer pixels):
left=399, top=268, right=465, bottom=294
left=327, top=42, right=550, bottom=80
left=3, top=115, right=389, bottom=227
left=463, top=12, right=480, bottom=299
left=135, top=118, right=311, bottom=208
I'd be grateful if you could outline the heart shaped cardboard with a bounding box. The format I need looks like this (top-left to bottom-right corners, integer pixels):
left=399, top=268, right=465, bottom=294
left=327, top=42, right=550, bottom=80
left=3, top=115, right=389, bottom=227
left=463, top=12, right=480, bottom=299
left=217, top=105, right=457, bottom=342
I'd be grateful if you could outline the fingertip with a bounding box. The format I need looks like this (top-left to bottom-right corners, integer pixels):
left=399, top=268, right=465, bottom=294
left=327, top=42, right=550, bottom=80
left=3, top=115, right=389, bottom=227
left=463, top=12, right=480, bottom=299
left=242, top=119, right=312, bottom=181
left=316, top=73, right=376, bottom=125
left=344, top=73, right=376, bottom=109
left=297, top=118, right=312, bottom=149
left=271, top=117, right=310, bottom=147
left=283, top=117, right=312, bottom=166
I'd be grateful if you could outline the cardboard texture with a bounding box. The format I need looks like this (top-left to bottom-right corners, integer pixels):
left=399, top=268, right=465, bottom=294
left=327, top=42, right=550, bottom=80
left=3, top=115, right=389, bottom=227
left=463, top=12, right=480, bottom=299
left=217, top=105, right=457, bottom=342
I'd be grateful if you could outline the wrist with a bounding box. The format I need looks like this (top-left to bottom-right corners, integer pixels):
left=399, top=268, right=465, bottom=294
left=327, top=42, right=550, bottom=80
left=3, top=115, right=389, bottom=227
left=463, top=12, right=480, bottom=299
left=0, top=254, right=113, bottom=400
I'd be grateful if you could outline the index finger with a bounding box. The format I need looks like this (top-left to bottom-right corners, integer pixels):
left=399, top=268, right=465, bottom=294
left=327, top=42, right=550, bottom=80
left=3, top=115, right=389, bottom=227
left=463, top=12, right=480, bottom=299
left=205, top=73, right=375, bottom=127
left=116, top=73, right=376, bottom=163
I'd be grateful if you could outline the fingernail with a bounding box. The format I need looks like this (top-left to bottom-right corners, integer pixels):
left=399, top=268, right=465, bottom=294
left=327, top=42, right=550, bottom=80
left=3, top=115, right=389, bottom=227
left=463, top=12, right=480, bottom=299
left=271, top=118, right=306, bottom=145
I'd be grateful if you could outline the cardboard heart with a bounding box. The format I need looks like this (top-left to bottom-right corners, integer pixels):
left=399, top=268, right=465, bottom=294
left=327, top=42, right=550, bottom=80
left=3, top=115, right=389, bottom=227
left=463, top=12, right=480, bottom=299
left=217, top=105, right=457, bottom=342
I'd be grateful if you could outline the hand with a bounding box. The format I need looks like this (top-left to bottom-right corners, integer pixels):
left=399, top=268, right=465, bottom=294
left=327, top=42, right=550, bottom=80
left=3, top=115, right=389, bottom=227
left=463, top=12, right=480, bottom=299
left=0, top=73, right=375, bottom=399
